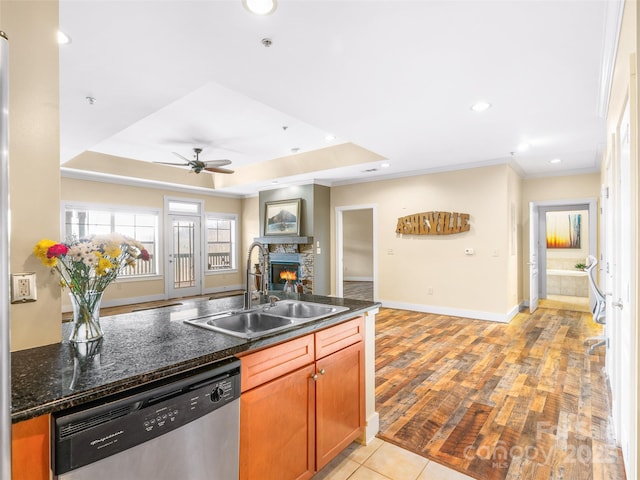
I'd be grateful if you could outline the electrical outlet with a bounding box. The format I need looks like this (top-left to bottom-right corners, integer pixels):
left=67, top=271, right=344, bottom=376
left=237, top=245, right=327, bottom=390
left=18, top=279, right=30, bottom=297
left=11, top=273, right=37, bottom=303
left=428, top=287, right=434, bottom=295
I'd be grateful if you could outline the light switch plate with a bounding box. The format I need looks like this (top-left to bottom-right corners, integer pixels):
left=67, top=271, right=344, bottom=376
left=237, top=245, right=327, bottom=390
left=11, top=272, right=37, bottom=303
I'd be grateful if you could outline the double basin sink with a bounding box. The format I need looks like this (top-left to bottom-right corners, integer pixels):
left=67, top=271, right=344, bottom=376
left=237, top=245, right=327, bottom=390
left=185, top=299, right=350, bottom=339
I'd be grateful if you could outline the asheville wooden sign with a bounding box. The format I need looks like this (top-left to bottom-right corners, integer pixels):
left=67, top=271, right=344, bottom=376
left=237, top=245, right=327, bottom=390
left=396, top=211, right=470, bottom=235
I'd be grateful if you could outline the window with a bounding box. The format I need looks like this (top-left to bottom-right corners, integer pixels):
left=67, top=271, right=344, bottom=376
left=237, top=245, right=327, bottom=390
left=63, top=204, right=159, bottom=277
left=206, top=214, right=237, bottom=272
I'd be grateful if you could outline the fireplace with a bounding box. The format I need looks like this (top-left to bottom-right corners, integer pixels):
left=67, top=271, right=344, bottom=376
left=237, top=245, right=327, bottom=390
left=270, top=262, right=300, bottom=291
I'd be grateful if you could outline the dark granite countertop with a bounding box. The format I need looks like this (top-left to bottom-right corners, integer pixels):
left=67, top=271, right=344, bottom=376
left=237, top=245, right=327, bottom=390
left=11, top=293, right=380, bottom=423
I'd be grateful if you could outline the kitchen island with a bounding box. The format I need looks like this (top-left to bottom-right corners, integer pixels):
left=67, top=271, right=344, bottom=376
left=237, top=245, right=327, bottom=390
left=11, top=293, right=380, bottom=479
left=12, top=293, right=379, bottom=423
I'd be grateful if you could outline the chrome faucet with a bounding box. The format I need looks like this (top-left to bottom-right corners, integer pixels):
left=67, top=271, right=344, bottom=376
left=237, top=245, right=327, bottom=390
left=245, top=241, right=269, bottom=310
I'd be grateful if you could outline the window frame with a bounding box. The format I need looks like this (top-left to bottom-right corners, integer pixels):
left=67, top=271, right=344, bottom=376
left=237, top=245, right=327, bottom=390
left=205, top=212, right=239, bottom=275
left=61, top=201, right=162, bottom=281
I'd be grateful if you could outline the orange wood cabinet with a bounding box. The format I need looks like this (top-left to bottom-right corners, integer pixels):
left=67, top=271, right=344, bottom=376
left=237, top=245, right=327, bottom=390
left=239, top=316, right=365, bottom=480
left=11, top=414, right=51, bottom=480
left=315, top=340, right=365, bottom=470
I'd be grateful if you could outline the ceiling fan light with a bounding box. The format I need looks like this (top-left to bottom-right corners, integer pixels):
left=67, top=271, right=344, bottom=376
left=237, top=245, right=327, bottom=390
left=57, top=30, right=71, bottom=45
left=470, top=101, right=491, bottom=112
left=243, top=0, right=277, bottom=15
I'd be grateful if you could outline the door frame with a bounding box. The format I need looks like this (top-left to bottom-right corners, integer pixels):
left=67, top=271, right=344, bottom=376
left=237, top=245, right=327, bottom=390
left=529, top=198, right=597, bottom=310
left=335, top=204, right=377, bottom=300
left=164, top=197, right=204, bottom=299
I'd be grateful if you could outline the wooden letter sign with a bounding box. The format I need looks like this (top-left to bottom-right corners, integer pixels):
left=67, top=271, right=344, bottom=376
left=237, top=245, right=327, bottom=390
left=395, top=211, right=470, bottom=235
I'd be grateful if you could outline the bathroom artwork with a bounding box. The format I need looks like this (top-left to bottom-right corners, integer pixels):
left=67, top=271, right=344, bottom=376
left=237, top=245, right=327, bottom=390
left=546, top=212, right=581, bottom=249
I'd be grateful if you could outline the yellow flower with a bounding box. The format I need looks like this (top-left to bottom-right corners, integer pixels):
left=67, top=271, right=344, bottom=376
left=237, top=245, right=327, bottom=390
left=95, top=257, right=114, bottom=276
left=33, top=239, right=56, bottom=260
left=41, top=255, right=58, bottom=267
left=103, top=242, right=122, bottom=258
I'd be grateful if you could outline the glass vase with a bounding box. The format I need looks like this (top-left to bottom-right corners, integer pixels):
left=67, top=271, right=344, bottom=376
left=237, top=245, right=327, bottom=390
left=68, top=290, right=104, bottom=343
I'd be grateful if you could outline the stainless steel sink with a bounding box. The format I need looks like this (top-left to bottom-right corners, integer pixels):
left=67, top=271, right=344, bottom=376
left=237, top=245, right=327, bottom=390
left=262, top=300, right=348, bottom=320
left=208, top=310, right=295, bottom=337
left=184, top=300, right=349, bottom=339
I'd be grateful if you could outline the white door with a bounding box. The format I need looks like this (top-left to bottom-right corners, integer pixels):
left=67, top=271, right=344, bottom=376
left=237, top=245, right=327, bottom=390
left=166, top=215, right=202, bottom=298
left=614, top=100, right=634, bottom=469
left=529, top=203, right=539, bottom=313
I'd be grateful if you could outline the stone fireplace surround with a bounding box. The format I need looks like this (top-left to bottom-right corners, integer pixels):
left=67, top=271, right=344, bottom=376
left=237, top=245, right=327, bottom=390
left=254, top=237, right=314, bottom=294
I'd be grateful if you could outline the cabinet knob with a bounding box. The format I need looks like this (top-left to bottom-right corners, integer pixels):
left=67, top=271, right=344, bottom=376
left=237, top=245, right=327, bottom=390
left=319, top=368, right=325, bottom=376
left=311, top=373, right=318, bottom=381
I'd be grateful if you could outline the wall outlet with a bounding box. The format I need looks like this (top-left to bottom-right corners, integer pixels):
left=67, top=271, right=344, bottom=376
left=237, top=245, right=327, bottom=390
left=428, top=287, right=434, bottom=295
left=11, top=272, right=37, bottom=303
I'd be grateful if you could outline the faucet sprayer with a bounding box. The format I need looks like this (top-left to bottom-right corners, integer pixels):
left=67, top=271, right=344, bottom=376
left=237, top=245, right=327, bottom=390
left=245, top=242, right=269, bottom=310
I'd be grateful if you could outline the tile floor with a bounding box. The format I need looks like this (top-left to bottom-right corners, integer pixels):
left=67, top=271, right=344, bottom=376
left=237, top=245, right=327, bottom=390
left=315, top=438, right=475, bottom=480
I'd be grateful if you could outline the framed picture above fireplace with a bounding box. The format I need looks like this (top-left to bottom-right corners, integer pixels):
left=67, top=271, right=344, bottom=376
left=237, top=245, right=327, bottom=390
left=265, top=198, right=301, bottom=236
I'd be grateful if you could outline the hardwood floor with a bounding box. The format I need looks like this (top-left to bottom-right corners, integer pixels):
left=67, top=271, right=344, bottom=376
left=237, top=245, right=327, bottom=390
left=375, top=306, right=626, bottom=480
left=343, top=281, right=374, bottom=302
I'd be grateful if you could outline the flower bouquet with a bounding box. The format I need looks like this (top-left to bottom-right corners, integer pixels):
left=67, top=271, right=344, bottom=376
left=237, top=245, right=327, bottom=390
left=34, top=234, right=150, bottom=343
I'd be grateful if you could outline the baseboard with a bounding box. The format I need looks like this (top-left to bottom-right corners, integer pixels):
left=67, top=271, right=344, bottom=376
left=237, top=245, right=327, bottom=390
left=344, top=276, right=374, bottom=282
left=62, top=285, right=245, bottom=313
left=203, top=284, right=244, bottom=295
left=63, top=293, right=168, bottom=313
left=379, top=300, right=520, bottom=323
left=360, top=412, right=380, bottom=445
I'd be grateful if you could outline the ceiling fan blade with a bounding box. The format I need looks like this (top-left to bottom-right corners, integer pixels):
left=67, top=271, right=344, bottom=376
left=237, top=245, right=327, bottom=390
left=172, top=152, right=192, bottom=163
left=203, top=159, right=232, bottom=167
left=204, top=167, right=234, bottom=174
left=154, top=161, right=189, bottom=167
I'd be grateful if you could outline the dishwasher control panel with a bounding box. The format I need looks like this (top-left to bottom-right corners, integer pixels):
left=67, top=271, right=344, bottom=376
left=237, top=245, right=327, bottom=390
left=53, top=359, right=241, bottom=475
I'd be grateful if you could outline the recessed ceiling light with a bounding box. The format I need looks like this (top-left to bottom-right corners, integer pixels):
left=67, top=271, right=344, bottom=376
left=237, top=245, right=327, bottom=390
left=381, top=162, right=390, bottom=168
left=470, top=101, right=491, bottom=112
left=242, top=0, right=277, bottom=15
left=290, top=147, right=300, bottom=153
left=549, top=158, right=561, bottom=164
left=57, top=30, right=71, bottom=45
left=325, top=134, right=335, bottom=142
left=517, top=142, right=530, bottom=152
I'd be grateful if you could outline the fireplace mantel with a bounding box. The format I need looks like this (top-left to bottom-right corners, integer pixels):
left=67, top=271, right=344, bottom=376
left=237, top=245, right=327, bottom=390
left=254, top=236, right=314, bottom=245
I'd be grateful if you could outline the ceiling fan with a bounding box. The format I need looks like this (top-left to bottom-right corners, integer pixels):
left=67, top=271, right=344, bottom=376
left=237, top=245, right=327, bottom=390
left=155, top=148, right=234, bottom=174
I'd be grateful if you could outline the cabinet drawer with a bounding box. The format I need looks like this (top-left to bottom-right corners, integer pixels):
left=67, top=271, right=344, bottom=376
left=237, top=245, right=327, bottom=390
left=315, top=316, right=364, bottom=359
left=240, top=334, right=315, bottom=392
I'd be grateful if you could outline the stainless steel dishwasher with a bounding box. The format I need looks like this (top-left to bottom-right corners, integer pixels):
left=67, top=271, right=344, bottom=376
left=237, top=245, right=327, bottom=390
left=53, top=358, right=241, bottom=480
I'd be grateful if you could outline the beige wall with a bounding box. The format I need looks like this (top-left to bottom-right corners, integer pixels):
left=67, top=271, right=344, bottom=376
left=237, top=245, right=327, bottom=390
left=507, top=165, right=522, bottom=309
left=332, top=164, right=517, bottom=317
left=242, top=195, right=260, bottom=273
left=343, top=209, right=373, bottom=279
left=520, top=173, right=600, bottom=303
left=61, top=177, right=245, bottom=307
left=3, top=1, right=62, bottom=351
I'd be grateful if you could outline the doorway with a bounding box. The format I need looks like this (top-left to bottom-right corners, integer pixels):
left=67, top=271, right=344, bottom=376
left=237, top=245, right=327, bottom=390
left=336, top=205, right=377, bottom=301
left=529, top=199, right=597, bottom=313
left=165, top=198, right=204, bottom=299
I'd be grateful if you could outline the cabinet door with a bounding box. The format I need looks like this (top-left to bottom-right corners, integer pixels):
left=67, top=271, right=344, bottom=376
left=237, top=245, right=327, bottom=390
left=12, top=414, right=50, bottom=480
left=240, top=363, right=316, bottom=480
left=315, top=341, right=365, bottom=470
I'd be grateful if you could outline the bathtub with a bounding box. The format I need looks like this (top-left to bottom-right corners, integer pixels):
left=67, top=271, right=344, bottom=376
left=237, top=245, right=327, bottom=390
left=546, top=269, right=589, bottom=297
